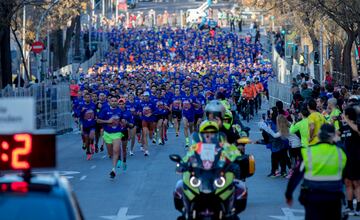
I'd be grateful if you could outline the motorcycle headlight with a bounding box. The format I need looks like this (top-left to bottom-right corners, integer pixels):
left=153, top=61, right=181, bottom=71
left=190, top=176, right=201, bottom=188
left=214, top=177, right=226, bottom=188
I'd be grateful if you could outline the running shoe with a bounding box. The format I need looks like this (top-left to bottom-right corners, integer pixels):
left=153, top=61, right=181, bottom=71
left=122, top=163, right=127, bottom=171
left=158, top=139, right=164, bottom=145
left=281, top=172, right=287, bottom=178
left=344, top=207, right=355, bottom=216
left=144, top=150, right=149, bottom=156
left=140, top=146, right=144, bottom=152
left=176, top=132, right=179, bottom=137
left=164, top=135, right=168, bottom=141
left=267, top=173, right=276, bottom=178
left=355, top=210, right=360, bottom=216
left=110, top=170, right=116, bottom=179
left=90, top=144, right=95, bottom=154
left=169, top=123, right=174, bottom=128
left=95, top=144, right=99, bottom=153
left=116, top=160, right=122, bottom=168
left=100, top=144, right=104, bottom=152
left=129, top=151, right=134, bottom=156
left=86, top=153, right=92, bottom=160
left=152, top=138, right=156, bottom=144
left=82, top=144, right=86, bottom=150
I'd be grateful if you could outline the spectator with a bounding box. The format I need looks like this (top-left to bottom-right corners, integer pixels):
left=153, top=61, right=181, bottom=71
left=325, top=71, right=333, bottom=85
left=307, top=99, right=326, bottom=145
left=257, top=107, right=289, bottom=177
left=342, top=106, right=360, bottom=215
left=327, top=98, right=341, bottom=131
left=300, top=82, right=312, bottom=101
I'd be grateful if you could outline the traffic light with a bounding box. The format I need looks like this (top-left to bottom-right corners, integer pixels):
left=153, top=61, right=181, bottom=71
left=314, top=51, right=319, bottom=64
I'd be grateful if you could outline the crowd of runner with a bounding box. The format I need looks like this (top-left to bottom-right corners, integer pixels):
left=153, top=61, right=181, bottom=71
left=69, top=26, right=272, bottom=178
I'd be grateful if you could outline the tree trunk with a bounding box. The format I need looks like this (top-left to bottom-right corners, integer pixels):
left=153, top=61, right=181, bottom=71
left=11, top=26, right=29, bottom=84
left=52, top=29, right=62, bottom=71
left=74, top=15, right=81, bottom=62
left=0, top=25, right=12, bottom=88
left=308, top=30, right=320, bottom=81
left=60, top=17, right=77, bottom=68
left=342, top=31, right=356, bottom=86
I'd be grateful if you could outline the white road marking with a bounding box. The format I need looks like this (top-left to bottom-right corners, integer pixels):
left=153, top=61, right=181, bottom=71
left=102, top=155, right=107, bottom=159
left=80, top=175, right=87, bottom=181
left=100, top=207, right=143, bottom=220
left=269, top=208, right=304, bottom=220
left=32, top=170, right=80, bottom=180
left=90, top=165, right=96, bottom=169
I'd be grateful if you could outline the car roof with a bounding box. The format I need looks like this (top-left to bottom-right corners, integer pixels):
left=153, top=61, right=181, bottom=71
left=0, top=173, right=72, bottom=194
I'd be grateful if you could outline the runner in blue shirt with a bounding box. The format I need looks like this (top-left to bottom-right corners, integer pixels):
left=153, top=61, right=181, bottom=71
left=118, top=98, right=133, bottom=171
left=97, top=95, right=124, bottom=179
left=171, top=87, right=183, bottom=137
left=79, top=93, right=97, bottom=160
left=192, top=86, right=206, bottom=131
left=181, top=86, right=195, bottom=148
left=153, top=101, right=170, bottom=145
left=139, top=91, right=156, bottom=156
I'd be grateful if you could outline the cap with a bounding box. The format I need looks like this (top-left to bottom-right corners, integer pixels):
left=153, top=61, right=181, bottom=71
left=143, top=91, right=150, bottom=96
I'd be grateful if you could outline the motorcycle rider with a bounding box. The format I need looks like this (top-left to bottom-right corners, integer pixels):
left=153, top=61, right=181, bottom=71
left=173, top=119, right=250, bottom=218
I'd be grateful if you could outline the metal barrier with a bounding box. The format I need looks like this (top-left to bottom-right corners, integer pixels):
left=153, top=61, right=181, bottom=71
left=0, top=83, right=72, bottom=134
left=272, top=45, right=289, bottom=84
left=53, top=39, right=108, bottom=79
left=268, top=78, right=292, bottom=109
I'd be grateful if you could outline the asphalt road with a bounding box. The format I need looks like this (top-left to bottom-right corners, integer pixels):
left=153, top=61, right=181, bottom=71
left=53, top=102, right=308, bottom=220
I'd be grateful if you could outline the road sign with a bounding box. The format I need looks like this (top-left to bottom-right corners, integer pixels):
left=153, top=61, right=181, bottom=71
left=0, top=98, right=35, bottom=133
left=31, top=41, right=45, bottom=54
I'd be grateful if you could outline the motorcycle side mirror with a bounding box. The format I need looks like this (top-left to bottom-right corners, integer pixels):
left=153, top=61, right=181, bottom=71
left=169, top=154, right=182, bottom=163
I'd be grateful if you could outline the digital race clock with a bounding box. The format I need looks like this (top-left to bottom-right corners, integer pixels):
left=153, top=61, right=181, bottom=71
left=0, top=133, right=56, bottom=170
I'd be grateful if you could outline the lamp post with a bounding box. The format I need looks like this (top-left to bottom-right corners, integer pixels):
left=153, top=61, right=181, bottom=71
left=21, top=4, right=26, bottom=87
left=319, top=22, right=324, bottom=83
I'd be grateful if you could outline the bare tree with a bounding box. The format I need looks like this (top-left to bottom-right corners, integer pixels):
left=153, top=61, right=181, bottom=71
left=309, top=0, right=360, bottom=85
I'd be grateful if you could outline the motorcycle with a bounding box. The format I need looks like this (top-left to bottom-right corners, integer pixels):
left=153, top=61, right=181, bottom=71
left=170, top=139, right=254, bottom=220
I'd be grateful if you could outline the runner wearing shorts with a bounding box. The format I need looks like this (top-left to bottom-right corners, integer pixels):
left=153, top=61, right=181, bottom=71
left=139, top=92, right=156, bottom=156
left=154, top=101, right=170, bottom=145
left=182, top=99, right=195, bottom=148
left=97, top=95, right=124, bottom=179
left=192, top=86, right=206, bottom=132
left=118, top=98, right=133, bottom=170
left=79, top=93, right=97, bottom=160
left=171, top=88, right=182, bottom=137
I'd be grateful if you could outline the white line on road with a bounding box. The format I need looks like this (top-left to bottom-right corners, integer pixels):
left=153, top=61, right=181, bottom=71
left=269, top=208, right=304, bottom=220
left=90, top=165, right=96, bottom=169
left=100, top=207, right=142, bottom=220
left=80, top=175, right=87, bottom=181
